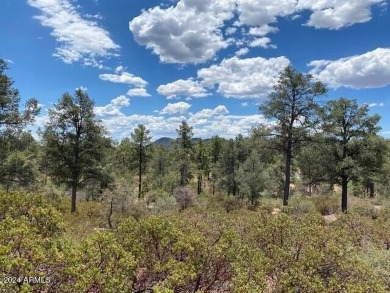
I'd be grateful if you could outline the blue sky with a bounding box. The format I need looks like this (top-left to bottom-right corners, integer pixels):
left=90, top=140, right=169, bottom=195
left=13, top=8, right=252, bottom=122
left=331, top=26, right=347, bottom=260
left=1, top=0, right=389, bottom=140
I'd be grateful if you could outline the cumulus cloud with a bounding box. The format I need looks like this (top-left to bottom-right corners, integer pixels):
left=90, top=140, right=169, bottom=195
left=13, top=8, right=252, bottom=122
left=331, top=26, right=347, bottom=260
left=298, top=0, right=385, bottom=30
left=99, top=71, right=148, bottom=88
left=237, top=0, right=385, bottom=30
left=190, top=114, right=268, bottom=138
left=235, top=47, right=249, bottom=56
left=98, top=108, right=268, bottom=139
left=189, top=105, right=229, bottom=120
left=236, top=0, right=297, bottom=27
left=94, top=95, right=130, bottom=116
left=157, top=79, right=209, bottom=99
left=308, top=48, right=390, bottom=89
left=156, top=56, right=290, bottom=99
left=225, top=27, right=238, bottom=35
left=198, top=56, right=290, bottom=99
left=101, top=114, right=174, bottom=139
left=160, top=102, right=192, bottom=115
left=99, top=67, right=151, bottom=97
left=129, top=0, right=235, bottom=64
left=115, top=66, right=124, bottom=73
left=248, top=25, right=279, bottom=36
left=249, top=37, right=273, bottom=48
left=127, top=88, right=151, bottom=97
left=27, top=0, right=119, bottom=66
left=129, top=0, right=384, bottom=64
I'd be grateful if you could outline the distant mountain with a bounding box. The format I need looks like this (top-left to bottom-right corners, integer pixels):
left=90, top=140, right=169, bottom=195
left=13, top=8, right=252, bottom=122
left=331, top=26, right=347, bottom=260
left=153, top=137, right=211, bottom=148
left=153, top=137, right=174, bottom=147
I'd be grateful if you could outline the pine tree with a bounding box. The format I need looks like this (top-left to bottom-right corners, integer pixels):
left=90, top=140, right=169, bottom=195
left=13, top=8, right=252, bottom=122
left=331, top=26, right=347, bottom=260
left=131, top=124, right=151, bottom=198
left=176, top=121, right=193, bottom=186
left=259, top=65, right=326, bottom=206
left=319, top=98, right=381, bottom=212
left=41, top=90, right=106, bottom=213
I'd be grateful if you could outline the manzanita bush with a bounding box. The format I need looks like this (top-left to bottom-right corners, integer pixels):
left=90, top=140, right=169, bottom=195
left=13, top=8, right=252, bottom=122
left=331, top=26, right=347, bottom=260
left=1, top=191, right=390, bottom=292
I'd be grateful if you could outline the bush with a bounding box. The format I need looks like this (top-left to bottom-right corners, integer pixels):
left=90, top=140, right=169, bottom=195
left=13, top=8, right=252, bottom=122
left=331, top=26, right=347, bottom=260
left=312, top=195, right=339, bottom=215
left=153, top=196, right=178, bottom=213
left=0, top=191, right=66, bottom=292
left=172, top=186, right=196, bottom=211
left=257, top=197, right=281, bottom=213
left=1, top=190, right=390, bottom=292
left=145, top=189, right=170, bottom=206
left=288, top=196, right=317, bottom=215
left=350, top=199, right=378, bottom=219
left=222, top=195, right=243, bottom=213
left=58, top=231, right=136, bottom=292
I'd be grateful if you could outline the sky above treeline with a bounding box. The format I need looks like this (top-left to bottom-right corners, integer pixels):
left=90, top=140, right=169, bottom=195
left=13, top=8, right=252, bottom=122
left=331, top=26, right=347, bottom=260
left=1, top=0, right=389, bottom=140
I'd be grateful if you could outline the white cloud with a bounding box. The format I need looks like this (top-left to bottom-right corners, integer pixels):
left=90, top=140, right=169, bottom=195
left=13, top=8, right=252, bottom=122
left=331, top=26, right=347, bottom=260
left=111, top=96, right=130, bottom=107
left=115, top=66, right=124, bottom=73
left=235, top=47, right=249, bottom=56
left=129, top=0, right=235, bottom=64
left=99, top=71, right=148, bottom=88
left=248, top=25, right=279, bottom=36
left=191, top=114, right=268, bottom=138
left=298, top=0, right=385, bottom=30
left=214, top=105, right=230, bottom=115
left=225, top=27, right=238, bottom=35
left=367, top=102, right=385, bottom=107
left=127, top=88, right=151, bottom=97
left=94, top=95, right=130, bottom=116
left=75, top=85, right=88, bottom=91
left=189, top=105, right=229, bottom=120
left=98, top=109, right=268, bottom=139
left=249, top=37, right=273, bottom=48
left=309, top=48, right=390, bottom=89
left=198, top=56, right=290, bottom=99
left=102, top=114, right=176, bottom=139
left=160, top=102, right=191, bottom=115
left=157, top=79, right=209, bottom=99
left=129, top=0, right=384, bottom=64
left=236, top=0, right=297, bottom=27
left=237, top=0, right=384, bottom=30
left=27, top=0, right=119, bottom=66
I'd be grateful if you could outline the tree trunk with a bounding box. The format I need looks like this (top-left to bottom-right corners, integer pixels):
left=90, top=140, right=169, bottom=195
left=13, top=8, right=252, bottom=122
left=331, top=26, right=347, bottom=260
left=108, top=199, right=113, bottom=229
left=341, top=176, right=348, bottom=213
left=368, top=181, right=375, bottom=198
left=138, top=143, right=142, bottom=199
left=180, top=165, right=185, bottom=186
left=283, top=144, right=292, bottom=207
left=197, top=174, right=202, bottom=194
left=71, top=179, right=77, bottom=213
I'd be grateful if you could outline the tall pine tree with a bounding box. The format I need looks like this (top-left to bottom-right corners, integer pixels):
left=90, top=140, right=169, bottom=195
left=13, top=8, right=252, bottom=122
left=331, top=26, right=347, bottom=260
left=259, top=66, right=326, bottom=206
left=41, top=90, right=106, bottom=213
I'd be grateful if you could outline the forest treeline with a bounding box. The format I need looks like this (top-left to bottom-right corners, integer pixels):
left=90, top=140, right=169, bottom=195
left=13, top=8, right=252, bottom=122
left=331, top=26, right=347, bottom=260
left=1, top=59, right=389, bottom=213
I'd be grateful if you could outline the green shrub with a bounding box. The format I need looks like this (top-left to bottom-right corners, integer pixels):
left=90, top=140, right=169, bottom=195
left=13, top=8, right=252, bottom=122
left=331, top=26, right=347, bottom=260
left=350, top=199, right=378, bottom=219
left=312, top=195, right=339, bottom=215
left=1, top=190, right=389, bottom=292
left=0, top=191, right=66, bottom=292
left=223, top=196, right=243, bottom=213
left=58, top=231, right=136, bottom=292
left=288, top=196, right=317, bottom=215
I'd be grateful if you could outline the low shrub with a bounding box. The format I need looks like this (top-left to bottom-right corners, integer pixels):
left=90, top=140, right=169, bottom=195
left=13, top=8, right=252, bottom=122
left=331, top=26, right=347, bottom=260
left=288, top=196, right=317, bottom=215
left=172, top=186, right=196, bottom=211
left=312, top=195, right=339, bottom=215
